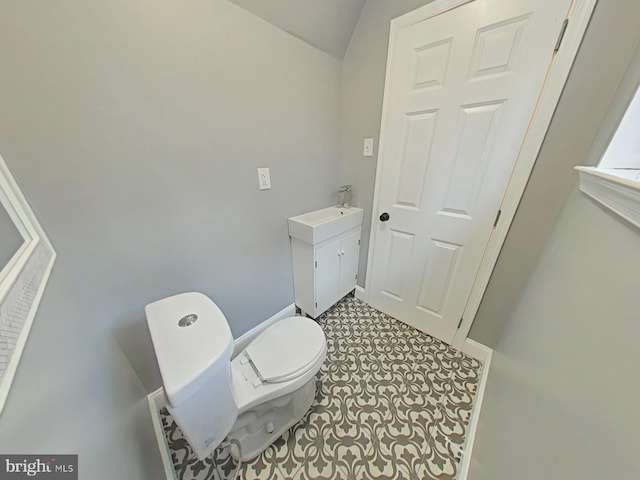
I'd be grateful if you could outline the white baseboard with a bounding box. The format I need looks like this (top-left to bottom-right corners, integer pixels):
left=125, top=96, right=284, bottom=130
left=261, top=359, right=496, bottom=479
left=456, top=345, right=493, bottom=480
left=232, top=303, right=296, bottom=357
left=354, top=285, right=366, bottom=302
left=148, top=388, right=177, bottom=480
left=461, top=338, right=492, bottom=364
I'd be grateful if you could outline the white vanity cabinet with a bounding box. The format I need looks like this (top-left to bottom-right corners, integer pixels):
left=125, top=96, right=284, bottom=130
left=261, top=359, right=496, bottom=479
left=288, top=206, right=364, bottom=318
left=290, top=227, right=361, bottom=318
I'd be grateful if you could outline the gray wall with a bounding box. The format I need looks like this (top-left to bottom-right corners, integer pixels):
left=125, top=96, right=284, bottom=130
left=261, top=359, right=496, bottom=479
left=0, top=0, right=340, bottom=476
left=469, top=188, right=640, bottom=479
left=228, top=0, right=366, bottom=59
left=0, top=0, right=340, bottom=388
left=340, top=0, right=436, bottom=286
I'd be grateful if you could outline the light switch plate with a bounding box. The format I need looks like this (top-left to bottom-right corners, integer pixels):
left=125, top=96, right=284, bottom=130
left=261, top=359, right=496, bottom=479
left=257, top=168, right=271, bottom=190
left=363, top=138, right=374, bottom=157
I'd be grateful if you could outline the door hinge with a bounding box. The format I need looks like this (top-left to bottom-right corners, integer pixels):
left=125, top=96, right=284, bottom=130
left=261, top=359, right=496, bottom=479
left=315, top=302, right=317, bottom=308
left=355, top=274, right=358, bottom=280
left=554, top=18, right=569, bottom=53
left=493, top=209, right=502, bottom=228
left=457, top=317, right=464, bottom=329
left=358, top=239, right=361, bottom=246
left=315, top=261, right=317, bottom=268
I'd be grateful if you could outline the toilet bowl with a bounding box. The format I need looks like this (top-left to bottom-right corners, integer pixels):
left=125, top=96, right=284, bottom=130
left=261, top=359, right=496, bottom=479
left=145, top=292, right=327, bottom=461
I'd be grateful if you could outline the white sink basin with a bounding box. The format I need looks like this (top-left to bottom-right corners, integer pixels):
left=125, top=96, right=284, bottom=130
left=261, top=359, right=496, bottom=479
left=288, top=206, right=364, bottom=245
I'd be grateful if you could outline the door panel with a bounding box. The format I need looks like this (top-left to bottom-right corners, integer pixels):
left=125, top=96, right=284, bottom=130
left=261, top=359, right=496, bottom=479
left=368, top=0, right=571, bottom=343
left=439, top=100, right=504, bottom=217
left=315, top=241, right=340, bottom=315
left=396, top=110, right=438, bottom=209
left=412, top=39, right=453, bottom=91
left=380, top=229, right=415, bottom=303
left=469, top=14, right=531, bottom=80
left=338, top=231, right=360, bottom=298
left=417, top=239, right=463, bottom=318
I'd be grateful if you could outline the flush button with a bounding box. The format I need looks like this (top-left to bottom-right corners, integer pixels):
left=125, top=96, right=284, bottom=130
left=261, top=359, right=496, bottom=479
left=178, top=314, right=198, bottom=327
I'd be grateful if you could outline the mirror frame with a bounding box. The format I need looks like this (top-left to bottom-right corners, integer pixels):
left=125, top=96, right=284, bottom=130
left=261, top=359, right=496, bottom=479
left=0, top=153, right=56, bottom=415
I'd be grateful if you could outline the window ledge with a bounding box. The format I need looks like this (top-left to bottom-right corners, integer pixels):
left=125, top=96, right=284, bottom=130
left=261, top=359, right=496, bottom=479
left=575, top=166, right=640, bottom=229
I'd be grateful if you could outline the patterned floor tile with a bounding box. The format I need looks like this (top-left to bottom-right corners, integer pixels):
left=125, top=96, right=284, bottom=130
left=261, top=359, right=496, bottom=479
left=435, top=359, right=482, bottom=452
left=363, top=423, right=433, bottom=480
left=319, top=423, right=373, bottom=479
left=159, top=295, right=482, bottom=480
left=238, top=453, right=287, bottom=480
left=421, top=430, right=460, bottom=480
left=400, top=365, right=452, bottom=406
left=345, top=383, right=393, bottom=438
left=262, top=419, right=333, bottom=478
left=449, top=355, right=482, bottom=396
left=289, top=459, right=349, bottom=480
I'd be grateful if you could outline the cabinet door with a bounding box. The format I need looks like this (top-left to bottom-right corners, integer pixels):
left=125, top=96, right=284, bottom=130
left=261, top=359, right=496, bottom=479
left=338, top=231, right=360, bottom=298
left=315, top=240, right=340, bottom=315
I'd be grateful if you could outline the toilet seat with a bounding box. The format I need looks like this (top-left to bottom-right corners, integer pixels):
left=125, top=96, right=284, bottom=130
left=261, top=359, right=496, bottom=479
left=246, top=317, right=325, bottom=383
left=231, top=316, right=327, bottom=414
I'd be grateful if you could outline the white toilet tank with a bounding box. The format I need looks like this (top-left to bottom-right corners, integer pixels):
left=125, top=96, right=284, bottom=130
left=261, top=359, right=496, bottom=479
left=146, top=292, right=238, bottom=459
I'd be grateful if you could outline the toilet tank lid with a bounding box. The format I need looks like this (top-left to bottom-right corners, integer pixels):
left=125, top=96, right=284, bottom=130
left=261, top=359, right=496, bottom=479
left=145, top=292, right=234, bottom=407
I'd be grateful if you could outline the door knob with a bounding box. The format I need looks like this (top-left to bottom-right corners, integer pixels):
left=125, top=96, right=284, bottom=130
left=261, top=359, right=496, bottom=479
left=379, top=212, right=390, bottom=222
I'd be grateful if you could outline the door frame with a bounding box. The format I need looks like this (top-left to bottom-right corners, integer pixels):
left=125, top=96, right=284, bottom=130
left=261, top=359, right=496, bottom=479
left=364, top=0, right=598, bottom=349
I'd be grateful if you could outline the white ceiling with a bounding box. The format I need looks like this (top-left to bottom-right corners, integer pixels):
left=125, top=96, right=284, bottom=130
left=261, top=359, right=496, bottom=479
left=228, top=0, right=366, bottom=59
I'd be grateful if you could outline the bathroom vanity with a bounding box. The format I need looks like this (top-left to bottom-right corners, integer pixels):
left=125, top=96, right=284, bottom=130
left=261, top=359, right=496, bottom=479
left=288, top=206, right=363, bottom=318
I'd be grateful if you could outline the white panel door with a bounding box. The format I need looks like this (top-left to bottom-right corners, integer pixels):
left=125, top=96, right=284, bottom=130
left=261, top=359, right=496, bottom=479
left=368, top=0, right=571, bottom=343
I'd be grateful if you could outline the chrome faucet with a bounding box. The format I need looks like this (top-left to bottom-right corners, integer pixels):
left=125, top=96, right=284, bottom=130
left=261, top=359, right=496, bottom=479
left=338, top=185, right=352, bottom=208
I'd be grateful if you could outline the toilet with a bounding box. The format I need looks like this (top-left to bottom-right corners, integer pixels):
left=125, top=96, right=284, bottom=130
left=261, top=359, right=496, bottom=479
left=145, top=292, right=327, bottom=461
